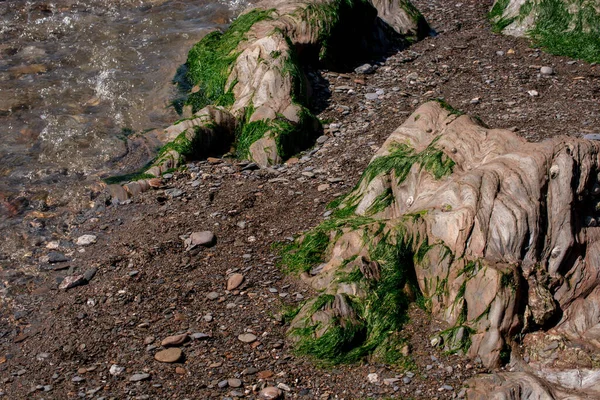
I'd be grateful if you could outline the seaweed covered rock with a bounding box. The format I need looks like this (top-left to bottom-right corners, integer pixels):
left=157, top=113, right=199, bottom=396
left=490, top=0, right=600, bottom=63
left=284, top=101, right=600, bottom=396
left=162, top=0, right=429, bottom=167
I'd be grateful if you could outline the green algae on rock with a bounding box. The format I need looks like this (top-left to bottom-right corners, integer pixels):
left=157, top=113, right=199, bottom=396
left=281, top=100, right=600, bottom=398
left=490, top=0, right=600, bottom=63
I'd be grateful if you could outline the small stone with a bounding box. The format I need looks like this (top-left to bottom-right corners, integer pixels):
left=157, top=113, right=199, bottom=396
left=470, top=97, right=480, bottom=104
left=129, top=373, right=151, bottom=382
left=76, top=235, right=97, bottom=246
left=365, top=93, right=379, bottom=101
left=367, top=373, right=379, bottom=383
left=47, top=252, right=69, bottom=263
left=402, top=376, right=412, bottom=384
left=277, top=382, right=291, bottom=391
left=540, top=66, right=554, bottom=75
left=109, top=365, right=124, bottom=376
left=59, top=275, right=87, bottom=290
left=165, top=188, right=184, bottom=198
left=218, top=380, right=229, bottom=389
left=316, top=135, right=328, bottom=144
left=257, top=370, right=274, bottom=379
left=242, top=367, right=258, bottom=375
left=442, top=384, right=453, bottom=391
left=190, top=332, right=209, bottom=340
left=228, top=378, right=242, bottom=388
left=161, top=334, right=188, bottom=347
left=383, top=378, right=400, bottom=385
left=527, top=90, right=539, bottom=97
left=496, top=50, right=505, bottom=56
left=227, top=273, right=244, bottom=291
left=154, top=348, right=182, bottom=363
left=71, top=376, right=84, bottom=383
left=238, top=333, right=257, bottom=343
left=175, top=367, right=186, bottom=375
left=354, top=63, right=374, bottom=74
left=259, top=386, right=282, bottom=399
left=203, top=314, right=213, bottom=321
left=507, top=48, right=515, bottom=55
left=317, top=184, right=330, bottom=192
left=207, top=292, right=219, bottom=300
left=186, top=231, right=216, bottom=250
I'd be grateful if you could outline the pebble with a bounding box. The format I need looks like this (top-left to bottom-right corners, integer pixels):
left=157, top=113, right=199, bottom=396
left=227, top=273, right=244, bottom=291
left=317, top=183, right=330, bottom=192
left=218, top=380, right=229, bottom=389
left=59, top=274, right=87, bottom=290
left=186, top=231, right=216, bottom=249
left=190, top=332, right=209, bottom=340
left=165, top=188, right=184, bottom=198
left=238, top=333, right=257, bottom=343
left=367, top=373, right=379, bottom=383
left=228, top=378, right=242, bottom=388
left=540, top=66, right=554, bottom=75
left=129, top=373, right=151, bottom=382
left=527, top=90, right=539, bottom=97
left=203, top=314, right=213, bottom=321
left=109, top=365, right=124, bottom=376
left=316, top=135, right=328, bottom=144
left=441, top=384, right=453, bottom=391
left=277, top=382, right=291, bottom=391
left=354, top=63, right=374, bottom=74
left=161, top=334, right=188, bottom=347
left=154, top=348, right=182, bottom=363
left=259, top=386, right=282, bottom=399
left=403, top=376, right=412, bottom=384
left=47, top=252, right=69, bottom=263
left=365, top=93, right=379, bottom=100
left=76, top=235, right=97, bottom=246
left=207, top=292, right=220, bottom=300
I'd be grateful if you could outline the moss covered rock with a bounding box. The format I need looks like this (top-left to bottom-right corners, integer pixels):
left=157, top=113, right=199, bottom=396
left=282, top=100, right=600, bottom=397
left=490, top=0, right=600, bottom=63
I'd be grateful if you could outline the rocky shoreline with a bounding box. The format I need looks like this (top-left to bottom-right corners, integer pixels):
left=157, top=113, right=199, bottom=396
left=2, top=0, right=600, bottom=399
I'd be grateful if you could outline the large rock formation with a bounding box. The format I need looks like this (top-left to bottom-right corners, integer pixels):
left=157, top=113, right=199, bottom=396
left=102, top=0, right=430, bottom=198
left=490, top=0, right=600, bottom=63
left=284, top=101, right=600, bottom=397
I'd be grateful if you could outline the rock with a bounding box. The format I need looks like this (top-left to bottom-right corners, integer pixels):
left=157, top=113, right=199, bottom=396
left=190, top=332, right=210, bottom=340
left=175, top=367, right=186, bottom=374
left=259, top=386, right=282, bottom=399
left=238, top=333, right=257, bottom=343
left=287, top=100, right=600, bottom=398
left=47, top=252, right=69, bottom=263
left=218, top=380, right=229, bottom=389
left=367, top=373, right=379, bottom=383
left=540, top=66, right=554, bottom=75
left=165, top=188, right=184, bottom=198
left=161, top=334, right=188, bottom=347
left=228, top=378, right=242, bottom=388
left=185, top=231, right=216, bottom=250
left=59, top=275, right=87, bottom=290
left=527, top=90, right=539, bottom=97
left=83, top=268, right=97, bottom=282
left=354, top=63, right=375, bottom=74
left=109, top=365, right=124, bottom=376
left=317, top=184, right=330, bottom=192
left=227, top=273, right=244, bottom=291
left=129, top=373, right=151, bottom=382
left=365, top=93, right=379, bottom=101
left=76, top=235, right=97, bottom=246
left=154, top=348, right=182, bottom=363
left=207, top=291, right=219, bottom=300
left=316, top=135, right=329, bottom=144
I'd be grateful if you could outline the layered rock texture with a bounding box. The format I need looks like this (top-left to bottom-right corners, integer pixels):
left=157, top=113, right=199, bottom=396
left=284, top=101, right=600, bottom=398
left=490, top=0, right=600, bottom=63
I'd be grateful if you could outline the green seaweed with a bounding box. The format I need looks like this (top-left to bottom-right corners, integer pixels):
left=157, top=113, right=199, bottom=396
left=529, top=0, right=600, bottom=63
left=185, top=9, right=275, bottom=112
left=103, top=172, right=155, bottom=185
left=360, top=138, right=455, bottom=185
left=366, top=188, right=394, bottom=215
left=291, top=229, right=422, bottom=365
